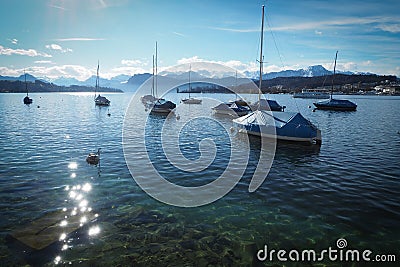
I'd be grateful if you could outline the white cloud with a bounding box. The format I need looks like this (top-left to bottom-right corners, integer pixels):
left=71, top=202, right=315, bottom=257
left=375, top=23, right=400, bottom=33
left=315, top=30, right=322, bottom=35
left=7, top=38, right=18, bottom=44
left=25, top=65, right=93, bottom=81
left=174, top=56, right=302, bottom=78
left=121, top=59, right=146, bottom=66
left=48, top=4, right=67, bottom=10
left=172, top=31, right=185, bottom=37
left=103, top=66, right=150, bottom=79
left=212, top=16, right=400, bottom=34
left=0, top=45, right=52, bottom=57
left=45, top=44, right=73, bottom=53
left=34, top=60, right=53, bottom=64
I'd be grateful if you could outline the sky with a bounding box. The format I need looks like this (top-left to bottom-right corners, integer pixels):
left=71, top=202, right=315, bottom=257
left=1, top=0, right=399, bottom=81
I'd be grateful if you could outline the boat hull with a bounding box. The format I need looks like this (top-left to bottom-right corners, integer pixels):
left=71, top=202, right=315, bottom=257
left=182, top=98, right=202, bottom=104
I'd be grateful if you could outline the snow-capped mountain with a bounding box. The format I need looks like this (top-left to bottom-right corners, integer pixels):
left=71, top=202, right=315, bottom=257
left=244, top=65, right=333, bottom=80
left=0, top=65, right=379, bottom=92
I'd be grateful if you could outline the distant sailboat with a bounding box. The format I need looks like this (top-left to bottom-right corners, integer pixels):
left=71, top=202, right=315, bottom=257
left=313, top=51, right=357, bottom=111
left=94, top=61, right=110, bottom=106
left=23, top=70, right=33, bottom=105
left=149, top=42, right=176, bottom=114
left=141, top=55, right=158, bottom=105
left=229, top=70, right=250, bottom=107
left=181, top=65, right=202, bottom=104
left=250, top=5, right=284, bottom=112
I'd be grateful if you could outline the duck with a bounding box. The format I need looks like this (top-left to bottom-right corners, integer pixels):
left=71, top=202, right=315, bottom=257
left=86, top=148, right=101, bottom=165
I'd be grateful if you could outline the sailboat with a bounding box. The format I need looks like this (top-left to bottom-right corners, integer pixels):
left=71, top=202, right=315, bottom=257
left=313, top=51, right=357, bottom=111
left=149, top=42, right=176, bottom=114
left=228, top=70, right=250, bottom=106
left=212, top=70, right=250, bottom=116
left=249, top=5, right=284, bottom=112
left=94, top=62, right=110, bottom=106
left=181, top=65, right=202, bottom=104
left=141, top=55, right=158, bottom=105
left=23, top=70, right=33, bottom=105
left=233, top=5, right=321, bottom=145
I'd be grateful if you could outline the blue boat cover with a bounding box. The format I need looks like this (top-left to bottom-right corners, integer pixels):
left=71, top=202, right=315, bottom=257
left=233, top=110, right=320, bottom=140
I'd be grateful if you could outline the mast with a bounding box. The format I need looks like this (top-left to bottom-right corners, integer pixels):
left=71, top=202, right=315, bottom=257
left=331, top=51, right=338, bottom=99
left=152, top=55, right=155, bottom=97
left=235, top=70, right=238, bottom=100
left=155, top=42, right=158, bottom=98
left=258, top=5, right=265, bottom=102
left=24, top=69, right=28, bottom=96
left=95, top=60, right=99, bottom=98
left=188, top=64, right=191, bottom=98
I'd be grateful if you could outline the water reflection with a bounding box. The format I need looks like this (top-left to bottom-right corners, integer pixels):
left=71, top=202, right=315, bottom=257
left=52, top=161, right=100, bottom=265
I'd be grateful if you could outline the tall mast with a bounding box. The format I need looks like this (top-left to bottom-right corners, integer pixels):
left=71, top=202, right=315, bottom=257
left=235, top=70, right=238, bottom=100
left=155, top=42, right=158, bottom=98
left=258, top=5, right=265, bottom=102
left=95, top=60, right=99, bottom=98
left=188, top=64, right=191, bottom=98
left=24, top=69, right=28, bottom=96
left=331, top=51, right=338, bottom=99
left=152, top=54, right=155, bottom=97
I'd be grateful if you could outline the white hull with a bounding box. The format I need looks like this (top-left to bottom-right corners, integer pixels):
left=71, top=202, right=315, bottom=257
left=182, top=98, right=202, bottom=104
left=238, top=127, right=321, bottom=144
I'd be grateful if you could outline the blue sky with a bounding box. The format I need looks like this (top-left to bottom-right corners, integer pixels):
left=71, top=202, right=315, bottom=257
left=1, top=0, right=399, bottom=80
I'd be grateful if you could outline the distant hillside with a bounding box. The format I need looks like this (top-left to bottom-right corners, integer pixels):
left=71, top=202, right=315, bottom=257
left=251, top=74, right=397, bottom=93
left=0, top=79, right=123, bottom=93
left=0, top=73, right=37, bottom=82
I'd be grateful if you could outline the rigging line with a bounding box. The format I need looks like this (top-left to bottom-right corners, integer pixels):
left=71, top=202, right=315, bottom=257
left=321, top=56, right=336, bottom=88
left=266, top=15, right=285, bottom=69
left=265, top=8, right=302, bottom=113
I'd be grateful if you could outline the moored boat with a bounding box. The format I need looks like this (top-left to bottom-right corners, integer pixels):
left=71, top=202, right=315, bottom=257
left=181, top=65, right=202, bottom=104
left=94, top=62, right=110, bottom=106
left=313, top=51, right=357, bottom=111
left=23, top=71, right=33, bottom=105
left=233, top=110, right=322, bottom=145
left=212, top=102, right=249, bottom=116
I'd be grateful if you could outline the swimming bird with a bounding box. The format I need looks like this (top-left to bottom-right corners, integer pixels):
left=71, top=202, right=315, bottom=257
left=86, top=148, right=101, bottom=165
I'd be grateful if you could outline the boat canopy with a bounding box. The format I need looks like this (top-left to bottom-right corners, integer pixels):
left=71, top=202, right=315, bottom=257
left=251, top=99, right=284, bottom=111
left=233, top=110, right=320, bottom=141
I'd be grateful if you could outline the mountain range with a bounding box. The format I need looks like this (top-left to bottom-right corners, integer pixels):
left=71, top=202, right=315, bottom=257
left=0, top=65, right=383, bottom=92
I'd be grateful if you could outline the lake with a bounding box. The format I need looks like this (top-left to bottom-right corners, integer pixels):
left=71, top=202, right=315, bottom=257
left=0, top=92, right=399, bottom=266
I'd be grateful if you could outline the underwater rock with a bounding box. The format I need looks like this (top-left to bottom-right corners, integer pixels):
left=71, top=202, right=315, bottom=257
left=179, top=239, right=197, bottom=250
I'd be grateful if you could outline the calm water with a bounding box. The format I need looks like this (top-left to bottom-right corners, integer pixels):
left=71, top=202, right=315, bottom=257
left=0, top=92, right=399, bottom=266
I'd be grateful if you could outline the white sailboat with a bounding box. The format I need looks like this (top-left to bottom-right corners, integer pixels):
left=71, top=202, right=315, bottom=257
left=94, top=61, right=110, bottom=106
left=181, top=65, right=202, bottom=104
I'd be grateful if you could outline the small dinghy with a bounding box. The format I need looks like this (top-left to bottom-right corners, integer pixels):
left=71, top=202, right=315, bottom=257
left=86, top=148, right=100, bottom=165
